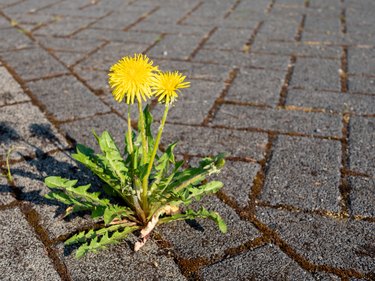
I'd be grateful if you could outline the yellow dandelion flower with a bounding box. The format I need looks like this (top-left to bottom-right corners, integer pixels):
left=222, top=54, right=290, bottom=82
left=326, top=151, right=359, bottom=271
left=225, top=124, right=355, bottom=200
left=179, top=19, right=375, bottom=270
left=108, top=54, right=158, bottom=104
left=151, top=71, right=190, bottom=104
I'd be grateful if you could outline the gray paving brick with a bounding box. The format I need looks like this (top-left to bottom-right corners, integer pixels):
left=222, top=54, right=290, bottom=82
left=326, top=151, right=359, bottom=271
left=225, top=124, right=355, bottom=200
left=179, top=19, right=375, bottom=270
left=0, top=207, right=61, bottom=281
left=11, top=152, right=97, bottom=239
left=77, top=42, right=148, bottom=71
left=201, top=244, right=316, bottom=280
left=256, top=16, right=301, bottom=41
left=1, top=48, right=67, bottom=80
left=160, top=196, right=260, bottom=259
left=131, top=20, right=211, bottom=35
left=0, top=66, right=30, bottom=106
left=58, top=239, right=186, bottom=281
left=0, top=102, right=68, bottom=161
left=349, top=177, right=375, bottom=218
left=147, top=33, right=201, bottom=60
left=187, top=0, right=236, bottom=18
left=349, top=117, right=375, bottom=176
left=261, top=136, right=341, bottom=212
left=251, top=40, right=342, bottom=59
left=194, top=49, right=290, bottom=71
left=41, top=0, right=110, bottom=18
left=73, top=28, right=161, bottom=45
left=304, top=15, right=340, bottom=34
left=52, top=51, right=87, bottom=67
left=348, top=48, right=375, bottom=76
left=162, top=124, right=268, bottom=160
left=60, top=113, right=126, bottom=152
left=0, top=28, right=35, bottom=51
left=213, top=160, right=261, bottom=209
left=34, top=17, right=97, bottom=37
left=348, top=75, right=375, bottom=95
left=225, top=68, right=284, bottom=106
left=301, top=32, right=348, bottom=44
left=257, top=207, right=375, bottom=275
left=152, top=80, right=225, bottom=125
left=212, top=105, right=342, bottom=137
left=203, top=27, right=255, bottom=51
left=26, top=75, right=110, bottom=121
left=286, top=89, right=375, bottom=114
left=290, top=57, right=341, bottom=91
left=3, top=0, right=60, bottom=14
left=36, top=35, right=105, bottom=53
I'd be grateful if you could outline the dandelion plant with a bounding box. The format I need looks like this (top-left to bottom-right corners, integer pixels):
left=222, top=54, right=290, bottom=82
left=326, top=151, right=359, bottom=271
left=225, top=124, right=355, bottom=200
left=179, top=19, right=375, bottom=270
left=44, top=53, right=227, bottom=258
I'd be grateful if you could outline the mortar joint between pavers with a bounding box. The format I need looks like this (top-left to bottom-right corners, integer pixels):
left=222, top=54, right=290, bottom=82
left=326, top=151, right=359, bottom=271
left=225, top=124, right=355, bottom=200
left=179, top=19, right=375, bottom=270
left=123, top=5, right=160, bottom=32
left=176, top=1, right=204, bottom=25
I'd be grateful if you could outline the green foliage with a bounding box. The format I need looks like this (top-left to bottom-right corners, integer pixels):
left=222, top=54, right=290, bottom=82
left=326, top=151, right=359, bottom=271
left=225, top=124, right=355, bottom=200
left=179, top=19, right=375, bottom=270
left=44, top=106, right=227, bottom=258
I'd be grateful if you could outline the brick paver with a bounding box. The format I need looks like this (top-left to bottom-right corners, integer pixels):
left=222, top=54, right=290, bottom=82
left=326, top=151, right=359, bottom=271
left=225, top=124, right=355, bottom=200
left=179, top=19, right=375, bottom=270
left=0, top=0, right=374, bottom=280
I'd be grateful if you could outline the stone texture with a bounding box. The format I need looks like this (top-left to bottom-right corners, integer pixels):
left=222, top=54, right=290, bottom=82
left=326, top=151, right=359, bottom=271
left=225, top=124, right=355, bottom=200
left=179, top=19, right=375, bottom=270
left=0, top=66, right=30, bottom=106
left=1, top=48, right=67, bottom=80
left=0, top=27, right=35, bottom=51
left=0, top=175, right=15, bottom=205
left=26, top=75, right=110, bottom=121
left=257, top=207, right=375, bottom=275
left=225, top=68, right=285, bottom=106
left=0, top=207, right=61, bottom=281
left=348, top=48, right=375, bottom=76
left=348, top=75, right=375, bottom=95
left=261, top=136, right=341, bottom=212
left=0, top=102, right=68, bottom=161
left=349, top=177, right=375, bottom=218
left=161, top=124, right=268, bottom=161
left=212, top=104, right=342, bottom=137
left=349, top=117, right=375, bottom=176
left=290, top=57, right=341, bottom=91
left=286, top=89, right=375, bottom=114
left=201, top=244, right=316, bottom=280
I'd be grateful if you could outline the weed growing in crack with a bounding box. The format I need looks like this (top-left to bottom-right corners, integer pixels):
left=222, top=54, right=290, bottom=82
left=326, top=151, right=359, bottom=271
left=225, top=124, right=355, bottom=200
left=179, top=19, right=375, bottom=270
left=44, top=54, right=227, bottom=258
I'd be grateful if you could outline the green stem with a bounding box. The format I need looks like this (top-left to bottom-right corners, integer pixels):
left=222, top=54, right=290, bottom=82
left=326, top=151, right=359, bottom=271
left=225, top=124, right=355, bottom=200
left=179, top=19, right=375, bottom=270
left=145, top=103, right=169, bottom=181
left=138, top=99, right=149, bottom=212
left=127, top=104, right=133, bottom=154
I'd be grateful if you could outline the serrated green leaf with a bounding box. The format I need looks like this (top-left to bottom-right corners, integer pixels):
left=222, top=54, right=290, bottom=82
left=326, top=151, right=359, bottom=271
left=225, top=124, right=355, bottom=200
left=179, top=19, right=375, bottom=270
left=45, top=176, right=77, bottom=189
left=179, top=181, right=224, bottom=203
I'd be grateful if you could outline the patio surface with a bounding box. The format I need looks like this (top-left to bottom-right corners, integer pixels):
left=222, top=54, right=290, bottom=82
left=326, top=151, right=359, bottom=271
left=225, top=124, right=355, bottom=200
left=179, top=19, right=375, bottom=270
left=0, top=0, right=374, bottom=280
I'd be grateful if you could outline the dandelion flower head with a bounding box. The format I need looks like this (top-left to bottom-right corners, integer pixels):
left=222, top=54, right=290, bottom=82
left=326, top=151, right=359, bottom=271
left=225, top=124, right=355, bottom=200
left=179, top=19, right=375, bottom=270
left=108, top=54, right=158, bottom=104
left=151, top=71, right=190, bottom=104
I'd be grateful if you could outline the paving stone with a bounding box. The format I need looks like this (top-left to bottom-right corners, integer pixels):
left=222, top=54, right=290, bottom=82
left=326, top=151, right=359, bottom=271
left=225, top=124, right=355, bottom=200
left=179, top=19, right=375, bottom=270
left=201, top=244, right=316, bottom=280
left=57, top=239, right=186, bottom=281
left=162, top=124, right=268, bottom=160
left=261, top=135, right=341, bottom=212
left=348, top=48, right=375, bottom=76
left=131, top=20, right=211, bottom=35
left=0, top=207, right=61, bottom=281
left=1, top=48, right=67, bottom=80
left=349, top=177, right=375, bottom=218
left=147, top=33, right=202, bottom=60
left=145, top=5, right=193, bottom=24
left=0, top=27, right=35, bottom=51
left=73, top=28, right=161, bottom=44
left=152, top=59, right=231, bottom=82
left=0, top=102, right=68, bottom=161
left=41, top=0, right=110, bottom=18
left=349, top=117, right=375, bottom=176
left=160, top=196, right=260, bottom=259
left=60, top=113, right=126, bottom=152
left=211, top=160, right=261, bottom=209
left=26, top=75, right=110, bottom=121
left=11, top=152, right=98, bottom=239
left=251, top=40, right=342, bottom=59
left=152, top=80, right=225, bottom=124
left=203, top=27, right=255, bottom=51
left=3, top=0, right=60, bottom=14
left=77, top=42, right=149, bottom=71
left=257, top=207, right=375, bottom=275
left=301, top=31, right=349, bottom=44
left=186, top=0, right=236, bottom=18
left=348, top=75, right=375, bottom=95
left=213, top=104, right=342, bottom=137
left=290, top=57, right=341, bottom=91
left=0, top=0, right=22, bottom=9
left=286, top=89, right=375, bottom=114
left=0, top=66, right=30, bottom=106
left=36, top=35, right=105, bottom=53
left=194, top=49, right=290, bottom=71
left=256, top=16, right=302, bottom=41
left=73, top=68, right=109, bottom=93
left=0, top=175, right=15, bottom=205
left=51, top=51, right=87, bottom=67
left=304, top=14, right=340, bottom=34
left=225, top=68, right=285, bottom=106
left=34, top=17, right=97, bottom=37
